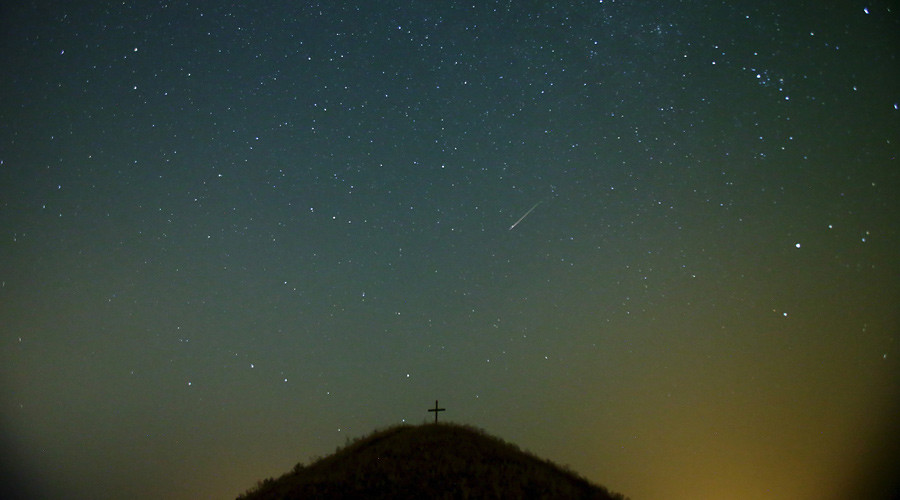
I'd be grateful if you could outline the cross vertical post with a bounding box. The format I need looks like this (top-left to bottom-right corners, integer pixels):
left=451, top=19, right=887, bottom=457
left=428, top=400, right=445, bottom=423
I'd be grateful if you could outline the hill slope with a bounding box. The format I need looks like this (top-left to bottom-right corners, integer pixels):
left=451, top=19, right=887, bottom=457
left=238, top=423, right=627, bottom=500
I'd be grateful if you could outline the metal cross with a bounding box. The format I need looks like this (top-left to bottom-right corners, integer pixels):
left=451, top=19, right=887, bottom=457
left=428, top=400, right=445, bottom=423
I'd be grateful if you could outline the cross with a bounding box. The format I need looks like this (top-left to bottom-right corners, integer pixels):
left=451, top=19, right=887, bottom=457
left=427, top=400, right=445, bottom=423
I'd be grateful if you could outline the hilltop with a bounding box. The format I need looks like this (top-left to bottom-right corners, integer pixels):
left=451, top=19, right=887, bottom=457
left=237, top=422, right=627, bottom=499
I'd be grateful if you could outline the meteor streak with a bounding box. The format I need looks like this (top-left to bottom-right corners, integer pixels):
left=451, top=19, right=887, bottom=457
left=508, top=201, right=542, bottom=230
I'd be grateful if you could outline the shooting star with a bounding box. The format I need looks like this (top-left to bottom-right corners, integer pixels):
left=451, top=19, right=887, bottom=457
left=508, top=201, right=542, bottom=230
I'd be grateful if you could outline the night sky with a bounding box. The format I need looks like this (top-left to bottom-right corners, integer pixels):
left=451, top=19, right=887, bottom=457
left=2, top=2, right=898, bottom=499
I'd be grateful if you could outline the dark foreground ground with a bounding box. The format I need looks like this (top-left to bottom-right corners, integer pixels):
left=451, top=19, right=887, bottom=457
left=238, top=422, right=628, bottom=500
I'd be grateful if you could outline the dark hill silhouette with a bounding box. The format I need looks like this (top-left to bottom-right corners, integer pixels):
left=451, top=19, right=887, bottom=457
left=237, top=423, right=628, bottom=500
